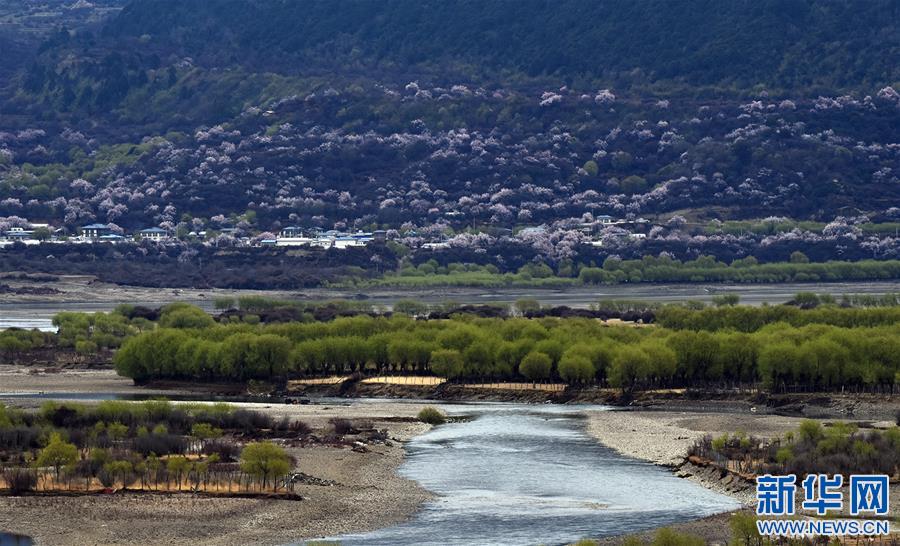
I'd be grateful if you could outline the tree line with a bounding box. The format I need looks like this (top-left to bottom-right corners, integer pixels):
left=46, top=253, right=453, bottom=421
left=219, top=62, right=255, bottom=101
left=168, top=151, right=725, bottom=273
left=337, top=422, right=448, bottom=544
left=578, top=258, right=900, bottom=286
left=112, top=307, right=900, bottom=392
left=655, top=304, right=900, bottom=332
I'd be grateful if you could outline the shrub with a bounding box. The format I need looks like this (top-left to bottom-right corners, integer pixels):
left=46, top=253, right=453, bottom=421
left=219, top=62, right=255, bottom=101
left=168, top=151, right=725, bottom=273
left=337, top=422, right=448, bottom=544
left=417, top=406, right=446, bottom=425
left=133, top=433, right=188, bottom=456
left=3, top=468, right=37, bottom=494
left=330, top=418, right=354, bottom=435
left=288, top=420, right=312, bottom=436
left=729, top=512, right=762, bottom=545
left=651, top=528, right=705, bottom=546
left=203, top=439, right=241, bottom=462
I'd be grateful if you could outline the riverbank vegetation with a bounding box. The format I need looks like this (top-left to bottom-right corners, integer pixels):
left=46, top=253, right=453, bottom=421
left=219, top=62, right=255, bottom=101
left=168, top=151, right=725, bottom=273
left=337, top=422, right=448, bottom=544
left=346, top=258, right=900, bottom=289
left=689, top=420, right=900, bottom=479
left=103, top=301, right=900, bottom=394
left=3, top=298, right=900, bottom=394
left=0, top=400, right=304, bottom=496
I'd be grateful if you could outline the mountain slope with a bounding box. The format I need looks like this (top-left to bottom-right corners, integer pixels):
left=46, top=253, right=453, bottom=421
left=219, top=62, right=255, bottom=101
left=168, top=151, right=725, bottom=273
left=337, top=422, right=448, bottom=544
left=106, top=0, right=898, bottom=91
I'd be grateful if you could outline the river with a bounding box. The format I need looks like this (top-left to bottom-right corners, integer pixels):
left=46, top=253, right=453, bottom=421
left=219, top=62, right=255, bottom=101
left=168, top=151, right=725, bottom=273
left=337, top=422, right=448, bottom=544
left=2, top=280, right=899, bottom=331
left=326, top=404, right=739, bottom=545
left=0, top=533, right=31, bottom=546
left=0, top=392, right=738, bottom=545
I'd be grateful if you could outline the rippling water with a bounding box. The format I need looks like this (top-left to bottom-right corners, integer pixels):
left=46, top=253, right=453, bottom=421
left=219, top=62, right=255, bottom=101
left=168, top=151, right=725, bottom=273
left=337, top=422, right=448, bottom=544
left=0, top=318, right=55, bottom=332
left=327, top=404, right=739, bottom=546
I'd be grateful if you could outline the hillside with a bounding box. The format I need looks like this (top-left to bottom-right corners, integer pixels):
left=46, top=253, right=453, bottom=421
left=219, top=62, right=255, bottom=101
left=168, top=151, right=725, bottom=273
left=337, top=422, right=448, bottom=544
left=107, top=0, right=898, bottom=92
left=0, top=0, right=898, bottom=251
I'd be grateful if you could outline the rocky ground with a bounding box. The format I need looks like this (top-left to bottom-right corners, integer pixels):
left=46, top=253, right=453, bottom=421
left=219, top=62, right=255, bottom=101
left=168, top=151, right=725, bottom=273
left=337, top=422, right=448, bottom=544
left=584, top=409, right=817, bottom=506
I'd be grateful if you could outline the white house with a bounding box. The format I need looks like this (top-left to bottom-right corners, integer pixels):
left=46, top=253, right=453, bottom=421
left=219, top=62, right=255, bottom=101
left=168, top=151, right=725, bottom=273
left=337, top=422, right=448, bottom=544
left=280, top=226, right=304, bottom=238
left=80, top=223, right=112, bottom=239
left=139, top=227, right=169, bottom=241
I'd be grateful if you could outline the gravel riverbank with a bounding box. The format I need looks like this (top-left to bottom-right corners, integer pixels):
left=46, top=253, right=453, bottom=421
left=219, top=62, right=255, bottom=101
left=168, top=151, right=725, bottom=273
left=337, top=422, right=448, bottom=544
left=585, top=409, right=838, bottom=506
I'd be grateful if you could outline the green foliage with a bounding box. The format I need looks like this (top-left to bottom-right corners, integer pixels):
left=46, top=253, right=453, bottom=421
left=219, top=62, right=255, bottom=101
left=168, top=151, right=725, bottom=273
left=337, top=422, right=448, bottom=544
left=394, top=299, right=429, bottom=316
left=608, top=345, right=649, bottom=391
left=696, top=421, right=899, bottom=478
left=651, top=527, right=705, bottom=546
left=656, top=303, right=900, bottom=332
left=557, top=353, right=595, bottom=383
left=191, top=422, right=222, bottom=440
left=789, top=251, right=810, bottom=264
left=514, top=298, right=541, bottom=315
left=519, top=351, right=552, bottom=382
left=797, top=420, right=824, bottom=443
left=712, top=294, right=740, bottom=307
left=729, top=512, right=762, bottom=546
left=240, top=441, right=292, bottom=489
left=105, top=303, right=900, bottom=394
left=417, top=406, right=447, bottom=425
left=214, top=297, right=236, bottom=310
left=430, top=349, right=465, bottom=378
left=580, top=259, right=900, bottom=287
left=36, top=432, right=78, bottom=480
left=159, top=304, right=216, bottom=329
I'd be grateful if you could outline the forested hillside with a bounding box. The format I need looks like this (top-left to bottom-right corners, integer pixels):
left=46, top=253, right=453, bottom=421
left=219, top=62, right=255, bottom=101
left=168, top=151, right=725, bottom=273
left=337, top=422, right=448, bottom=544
left=107, top=0, right=898, bottom=91
left=0, top=0, right=898, bottom=269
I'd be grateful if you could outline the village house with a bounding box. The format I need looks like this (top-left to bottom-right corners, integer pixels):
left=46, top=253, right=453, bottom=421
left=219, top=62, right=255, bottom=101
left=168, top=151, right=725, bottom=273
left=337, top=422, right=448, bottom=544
left=79, top=223, right=112, bottom=239
left=280, top=226, right=304, bottom=238
left=597, top=215, right=616, bottom=224
left=3, top=227, right=32, bottom=241
left=138, top=227, right=169, bottom=241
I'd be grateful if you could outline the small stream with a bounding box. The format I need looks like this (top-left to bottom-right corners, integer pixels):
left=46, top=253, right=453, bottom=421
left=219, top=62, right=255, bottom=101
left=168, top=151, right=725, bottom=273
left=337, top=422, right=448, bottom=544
left=326, top=404, right=739, bottom=546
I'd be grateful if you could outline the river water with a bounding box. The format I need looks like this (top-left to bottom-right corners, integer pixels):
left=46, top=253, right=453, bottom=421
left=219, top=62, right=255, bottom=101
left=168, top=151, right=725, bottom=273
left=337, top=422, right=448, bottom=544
left=0, top=392, right=738, bottom=545
left=0, top=533, right=32, bottom=546
left=327, top=404, right=739, bottom=546
left=2, top=280, right=899, bottom=331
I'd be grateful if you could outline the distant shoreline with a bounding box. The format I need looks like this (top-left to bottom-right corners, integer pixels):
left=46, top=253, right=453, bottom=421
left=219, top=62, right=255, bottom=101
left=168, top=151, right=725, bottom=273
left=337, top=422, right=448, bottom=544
left=1, top=275, right=900, bottom=310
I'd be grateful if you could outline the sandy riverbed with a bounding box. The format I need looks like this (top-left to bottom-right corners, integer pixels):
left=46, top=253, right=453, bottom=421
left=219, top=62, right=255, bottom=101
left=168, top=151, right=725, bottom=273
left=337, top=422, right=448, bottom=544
left=0, top=364, right=173, bottom=395
left=585, top=409, right=900, bottom=525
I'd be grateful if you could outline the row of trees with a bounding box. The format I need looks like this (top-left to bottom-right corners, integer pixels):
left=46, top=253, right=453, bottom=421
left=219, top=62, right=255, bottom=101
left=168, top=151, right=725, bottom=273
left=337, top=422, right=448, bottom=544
left=112, top=310, right=900, bottom=392
left=578, top=259, right=900, bottom=285
left=656, top=304, right=900, bottom=332
left=0, top=401, right=295, bottom=494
